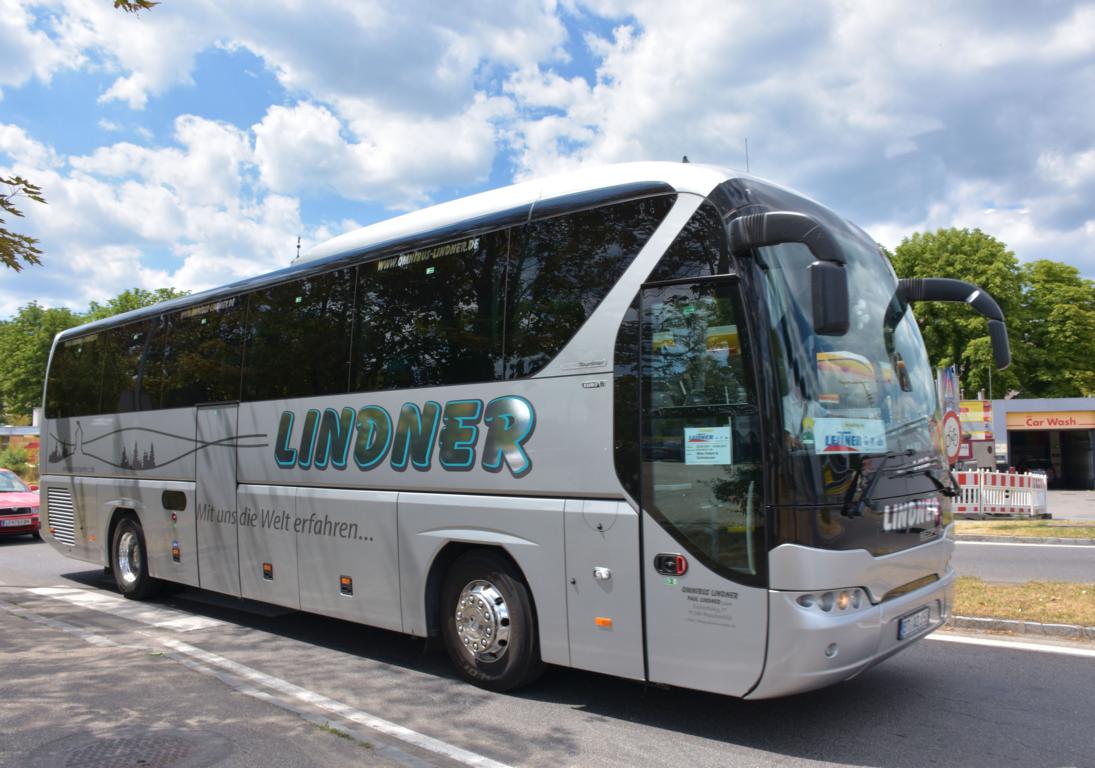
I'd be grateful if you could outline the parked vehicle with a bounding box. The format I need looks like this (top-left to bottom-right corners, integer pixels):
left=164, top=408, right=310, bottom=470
left=0, top=468, right=40, bottom=539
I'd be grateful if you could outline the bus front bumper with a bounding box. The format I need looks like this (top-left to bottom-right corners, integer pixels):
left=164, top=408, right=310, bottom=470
left=746, top=566, right=955, bottom=699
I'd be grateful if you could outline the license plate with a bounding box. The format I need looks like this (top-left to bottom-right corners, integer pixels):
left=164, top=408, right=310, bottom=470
left=1, top=518, right=30, bottom=527
left=898, top=606, right=931, bottom=640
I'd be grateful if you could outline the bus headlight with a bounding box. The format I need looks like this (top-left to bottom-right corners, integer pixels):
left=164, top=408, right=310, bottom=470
left=794, top=588, right=867, bottom=612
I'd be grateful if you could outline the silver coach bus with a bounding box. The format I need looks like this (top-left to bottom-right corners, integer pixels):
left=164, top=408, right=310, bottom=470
left=39, top=163, right=1011, bottom=698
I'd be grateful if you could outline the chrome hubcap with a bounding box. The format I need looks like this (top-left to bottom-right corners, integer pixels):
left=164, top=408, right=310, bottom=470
left=118, top=530, right=141, bottom=586
left=455, top=579, right=510, bottom=662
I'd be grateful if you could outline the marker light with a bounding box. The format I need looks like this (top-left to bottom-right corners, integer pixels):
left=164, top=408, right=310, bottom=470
left=594, top=617, right=613, bottom=628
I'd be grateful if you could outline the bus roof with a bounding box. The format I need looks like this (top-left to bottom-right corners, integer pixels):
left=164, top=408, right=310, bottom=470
left=55, top=161, right=739, bottom=343
left=299, top=161, right=734, bottom=264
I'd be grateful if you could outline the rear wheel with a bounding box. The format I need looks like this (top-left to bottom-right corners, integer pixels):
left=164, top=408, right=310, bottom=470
left=111, top=515, right=162, bottom=600
left=441, top=550, right=543, bottom=692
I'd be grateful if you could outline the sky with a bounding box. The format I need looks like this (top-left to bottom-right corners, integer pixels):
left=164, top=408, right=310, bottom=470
left=2, top=0, right=1094, bottom=318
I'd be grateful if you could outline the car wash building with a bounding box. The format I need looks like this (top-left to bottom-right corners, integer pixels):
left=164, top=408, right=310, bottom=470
left=991, top=398, right=1095, bottom=489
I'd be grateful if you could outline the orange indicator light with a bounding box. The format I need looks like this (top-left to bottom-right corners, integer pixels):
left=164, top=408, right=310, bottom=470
left=595, top=617, right=613, bottom=628
left=262, top=562, right=273, bottom=580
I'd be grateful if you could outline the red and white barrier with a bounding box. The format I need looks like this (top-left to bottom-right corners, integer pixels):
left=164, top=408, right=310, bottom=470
left=954, top=470, right=1049, bottom=519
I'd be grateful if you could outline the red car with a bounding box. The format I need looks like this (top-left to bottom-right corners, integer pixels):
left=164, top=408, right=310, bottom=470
left=0, top=468, right=40, bottom=539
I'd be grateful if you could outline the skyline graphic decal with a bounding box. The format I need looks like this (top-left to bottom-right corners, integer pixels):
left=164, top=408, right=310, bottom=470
left=49, top=422, right=268, bottom=470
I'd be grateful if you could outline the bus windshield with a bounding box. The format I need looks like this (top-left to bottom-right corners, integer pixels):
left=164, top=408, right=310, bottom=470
left=756, top=230, right=940, bottom=501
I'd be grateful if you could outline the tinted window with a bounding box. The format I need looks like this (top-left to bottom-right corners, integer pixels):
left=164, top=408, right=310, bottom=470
left=45, top=333, right=105, bottom=418
left=160, top=297, right=245, bottom=408
left=243, top=269, right=356, bottom=401
left=353, top=232, right=509, bottom=391
left=647, top=202, right=730, bottom=282
left=101, top=322, right=154, bottom=414
left=506, top=195, right=674, bottom=378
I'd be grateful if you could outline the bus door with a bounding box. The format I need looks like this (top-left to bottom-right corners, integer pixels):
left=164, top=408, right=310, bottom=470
left=195, top=403, right=241, bottom=597
left=639, top=278, right=769, bottom=697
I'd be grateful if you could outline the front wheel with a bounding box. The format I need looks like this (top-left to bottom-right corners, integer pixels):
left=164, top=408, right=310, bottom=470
left=441, top=550, right=544, bottom=692
left=111, top=515, right=162, bottom=600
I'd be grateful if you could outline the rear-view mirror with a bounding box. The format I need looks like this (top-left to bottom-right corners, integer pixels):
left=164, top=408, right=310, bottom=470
left=728, top=210, right=849, bottom=335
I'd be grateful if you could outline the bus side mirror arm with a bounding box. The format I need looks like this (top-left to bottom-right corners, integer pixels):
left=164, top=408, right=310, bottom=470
left=896, top=277, right=1011, bottom=370
left=728, top=211, right=850, bottom=335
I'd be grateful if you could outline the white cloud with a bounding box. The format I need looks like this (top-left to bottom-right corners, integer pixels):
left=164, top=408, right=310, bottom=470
left=498, top=0, right=1095, bottom=277
left=0, top=117, right=307, bottom=316
left=0, top=0, right=86, bottom=91
left=254, top=96, right=511, bottom=208
left=3, top=0, right=1095, bottom=321
left=0, top=124, right=61, bottom=170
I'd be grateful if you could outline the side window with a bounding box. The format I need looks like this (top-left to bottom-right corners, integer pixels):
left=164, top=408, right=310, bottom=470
left=243, top=268, right=356, bottom=401
left=161, top=298, right=245, bottom=408
left=641, top=280, right=764, bottom=581
left=100, top=322, right=153, bottom=414
left=506, top=194, right=675, bottom=378
left=647, top=202, right=729, bottom=282
left=353, top=231, right=509, bottom=391
left=45, top=334, right=105, bottom=418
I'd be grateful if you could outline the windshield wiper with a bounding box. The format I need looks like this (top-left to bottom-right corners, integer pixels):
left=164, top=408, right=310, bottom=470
left=895, top=459, right=959, bottom=498
left=840, top=448, right=915, bottom=518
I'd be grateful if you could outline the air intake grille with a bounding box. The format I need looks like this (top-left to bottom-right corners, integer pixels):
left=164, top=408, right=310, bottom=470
left=46, top=487, right=76, bottom=546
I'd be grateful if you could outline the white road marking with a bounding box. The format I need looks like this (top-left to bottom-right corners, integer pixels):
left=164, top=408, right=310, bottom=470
left=929, top=633, right=1095, bottom=658
left=156, top=636, right=512, bottom=768
left=27, top=587, right=224, bottom=631
left=957, top=540, right=1095, bottom=550
left=0, top=597, right=118, bottom=647
left=2, top=588, right=511, bottom=768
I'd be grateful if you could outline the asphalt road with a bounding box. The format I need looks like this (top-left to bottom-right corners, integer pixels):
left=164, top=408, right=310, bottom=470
left=953, top=540, right=1095, bottom=583
left=2, top=537, right=1094, bottom=768
left=1046, top=490, right=1095, bottom=521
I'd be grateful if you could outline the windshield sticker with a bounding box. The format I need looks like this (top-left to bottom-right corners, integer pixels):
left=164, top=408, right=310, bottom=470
left=814, top=417, right=887, bottom=454
left=684, top=425, right=732, bottom=465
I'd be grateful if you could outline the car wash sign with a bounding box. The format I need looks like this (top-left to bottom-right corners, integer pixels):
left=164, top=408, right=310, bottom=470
left=1006, top=411, right=1095, bottom=431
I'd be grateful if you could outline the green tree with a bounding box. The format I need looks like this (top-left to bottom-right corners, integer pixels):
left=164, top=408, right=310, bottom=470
left=891, top=228, right=1095, bottom=398
left=85, top=287, right=189, bottom=322
left=114, top=0, right=158, bottom=10
left=0, top=303, right=82, bottom=417
left=890, top=228, right=1024, bottom=397
left=1017, top=260, right=1095, bottom=397
left=0, top=445, right=32, bottom=479
left=0, top=287, right=188, bottom=420
left=1, top=176, right=47, bottom=272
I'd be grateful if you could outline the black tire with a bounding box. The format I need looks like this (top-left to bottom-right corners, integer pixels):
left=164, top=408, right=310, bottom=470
left=30, top=530, right=41, bottom=540
left=110, top=515, right=162, bottom=600
left=441, top=550, right=544, bottom=692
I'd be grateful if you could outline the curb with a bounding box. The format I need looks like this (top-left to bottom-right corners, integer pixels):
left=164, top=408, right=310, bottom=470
left=956, top=535, right=1095, bottom=545
left=947, top=615, right=1095, bottom=641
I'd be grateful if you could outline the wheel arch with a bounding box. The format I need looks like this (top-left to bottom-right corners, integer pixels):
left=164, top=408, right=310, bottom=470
left=103, top=505, right=140, bottom=570
left=424, top=543, right=539, bottom=640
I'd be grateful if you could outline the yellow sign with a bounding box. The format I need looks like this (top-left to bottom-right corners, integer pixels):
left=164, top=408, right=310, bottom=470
left=959, top=399, right=993, bottom=440
left=1006, top=411, right=1095, bottom=431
